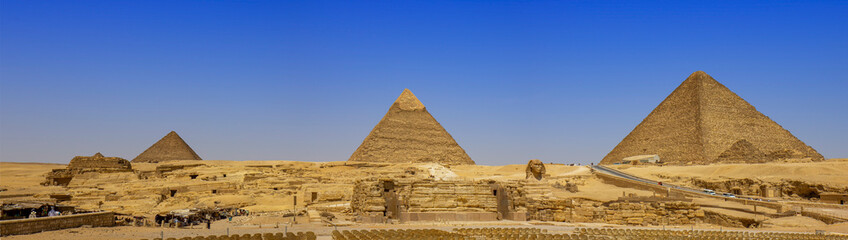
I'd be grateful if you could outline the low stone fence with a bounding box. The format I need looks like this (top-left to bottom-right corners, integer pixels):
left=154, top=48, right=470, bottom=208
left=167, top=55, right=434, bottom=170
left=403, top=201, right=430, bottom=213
left=789, top=201, right=848, bottom=210
left=0, top=212, right=114, bottom=236
left=594, top=171, right=678, bottom=196
left=399, top=212, right=497, bottom=222
left=800, top=209, right=848, bottom=224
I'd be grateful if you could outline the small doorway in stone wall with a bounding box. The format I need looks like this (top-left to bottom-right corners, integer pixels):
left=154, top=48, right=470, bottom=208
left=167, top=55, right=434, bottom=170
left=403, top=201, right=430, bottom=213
left=493, top=184, right=510, bottom=220
left=381, top=180, right=399, bottom=219
left=170, top=190, right=177, bottom=197
left=311, top=192, right=318, bottom=203
left=841, top=200, right=845, bottom=205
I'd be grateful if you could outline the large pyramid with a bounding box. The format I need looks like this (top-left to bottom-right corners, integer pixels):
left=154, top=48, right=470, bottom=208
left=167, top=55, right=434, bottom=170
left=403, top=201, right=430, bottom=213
left=601, top=71, right=823, bottom=165
left=348, top=89, right=475, bottom=165
left=132, top=131, right=202, bottom=163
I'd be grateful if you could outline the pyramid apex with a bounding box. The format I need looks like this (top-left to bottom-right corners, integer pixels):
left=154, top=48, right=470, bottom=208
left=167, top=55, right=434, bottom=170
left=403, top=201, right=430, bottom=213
left=93, top=152, right=104, bottom=158
left=687, top=71, right=712, bottom=80
left=395, top=89, right=426, bottom=111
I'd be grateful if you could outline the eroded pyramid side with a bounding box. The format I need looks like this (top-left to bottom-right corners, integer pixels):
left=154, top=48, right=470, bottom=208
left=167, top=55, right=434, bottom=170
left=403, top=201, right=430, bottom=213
left=132, top=131, right=202, bottom=163
left=348, top=89, right=475, bottom=165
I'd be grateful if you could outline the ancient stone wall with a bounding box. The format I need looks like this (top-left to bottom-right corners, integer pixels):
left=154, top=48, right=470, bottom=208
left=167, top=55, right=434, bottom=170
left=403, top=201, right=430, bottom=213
left=404, top=180, right=497, bottom=212
left=0, top=212, right=114, bottom=236
left=68, top=153, right=132, bottom=170
left=351, top=178, right=387, bottom=215
left=351, top=178, right=500, bottom=222
left=528, top=199, right=703, bottom=225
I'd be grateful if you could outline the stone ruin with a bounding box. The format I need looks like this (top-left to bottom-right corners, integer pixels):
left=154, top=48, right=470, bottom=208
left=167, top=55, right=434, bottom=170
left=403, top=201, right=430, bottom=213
left=348, top=89, right=475, bottom=165
left=351, top=178, right=526, bottom=223
left=349, top=176, right=707, bottom=226
left=44, top=153, right=133, bottom=186
left=68, top=152, right=131, bottom=170
left=601, top=71, right=824, bottom=165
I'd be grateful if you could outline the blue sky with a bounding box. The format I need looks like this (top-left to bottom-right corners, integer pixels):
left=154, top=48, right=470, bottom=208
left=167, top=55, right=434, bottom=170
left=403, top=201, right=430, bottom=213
left=1, top=1, right=846, bottom=165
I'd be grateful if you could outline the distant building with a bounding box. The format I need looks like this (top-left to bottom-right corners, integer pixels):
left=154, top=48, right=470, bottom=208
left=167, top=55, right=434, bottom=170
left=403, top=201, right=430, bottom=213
left=820, top=193, right=848, bottom=205
left=621, top=155, right=660, bottom=165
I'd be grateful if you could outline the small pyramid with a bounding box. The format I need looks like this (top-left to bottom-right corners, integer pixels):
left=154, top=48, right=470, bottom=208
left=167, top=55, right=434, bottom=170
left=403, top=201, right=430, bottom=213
left=715, top=139, right=767, bottom=163
left=132, top=131, right=202, bottom=163
left=601, top=71, right=823, bottom=165
left=348, top=89, right=475, bottom=165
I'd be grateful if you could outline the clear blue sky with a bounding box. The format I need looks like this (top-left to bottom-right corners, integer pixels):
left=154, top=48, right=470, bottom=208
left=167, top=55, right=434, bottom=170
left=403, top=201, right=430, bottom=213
left=1, top=1, right=846, bottom=165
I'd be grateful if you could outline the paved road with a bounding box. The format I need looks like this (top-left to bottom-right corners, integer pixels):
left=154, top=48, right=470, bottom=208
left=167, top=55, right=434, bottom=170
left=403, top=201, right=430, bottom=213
left=590, top=165, right=730, bottom=198
left=591, top=165, right=848, bottom=223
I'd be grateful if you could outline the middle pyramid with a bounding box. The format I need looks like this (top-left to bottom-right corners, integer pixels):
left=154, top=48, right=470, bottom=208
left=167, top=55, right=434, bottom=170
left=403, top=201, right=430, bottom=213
left=349, top=89, right=475, bottom=165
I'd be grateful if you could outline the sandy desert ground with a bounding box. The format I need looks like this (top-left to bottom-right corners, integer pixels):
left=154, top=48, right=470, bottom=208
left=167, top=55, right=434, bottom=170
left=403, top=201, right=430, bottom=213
left=2, top=160, right=848, bottom=239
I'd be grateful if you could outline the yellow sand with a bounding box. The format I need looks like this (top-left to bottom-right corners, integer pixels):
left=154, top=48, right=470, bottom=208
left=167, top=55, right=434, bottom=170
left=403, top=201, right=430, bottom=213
left=0, top=162, right=66, bottom=188
left=611, top=161, right=848, bottom=185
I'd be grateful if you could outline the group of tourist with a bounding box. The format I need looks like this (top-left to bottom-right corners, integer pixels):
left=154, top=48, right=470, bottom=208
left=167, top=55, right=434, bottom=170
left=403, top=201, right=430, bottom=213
left=25, top=206, right=67, bottom=219
left=153, top=208, right=248, bottom=228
